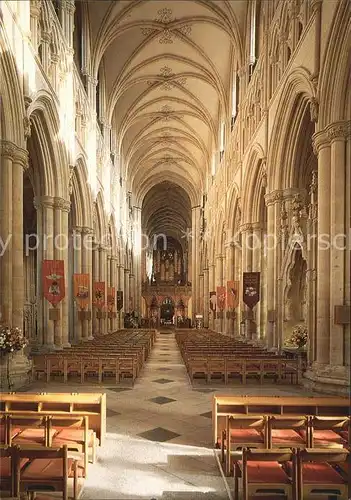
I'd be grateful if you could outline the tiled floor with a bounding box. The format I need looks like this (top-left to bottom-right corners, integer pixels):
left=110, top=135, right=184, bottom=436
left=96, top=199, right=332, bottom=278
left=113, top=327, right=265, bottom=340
left=24, top=329, right=320, bottom=499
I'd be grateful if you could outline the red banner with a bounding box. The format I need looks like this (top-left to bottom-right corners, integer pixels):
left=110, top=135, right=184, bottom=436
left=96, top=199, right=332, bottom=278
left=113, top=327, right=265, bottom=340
left=93, top=282, right=105, bottom=310
left=107, top=287, right=116, bottom=312
left=73, top=274, right=90, bottom=310
left=227, top=280, right=239, bottom=309
left=243, top=272, right=260, bottom=309
left=210, top=291, right=216, bottom=312
left=42, top=260, right=65, bottom=306
left=217, top=286, right=226, bottom=311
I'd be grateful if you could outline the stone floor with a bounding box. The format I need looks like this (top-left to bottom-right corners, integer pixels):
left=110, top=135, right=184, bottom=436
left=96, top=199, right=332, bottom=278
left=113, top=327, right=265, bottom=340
left=24, top=329, right=319, bottom=499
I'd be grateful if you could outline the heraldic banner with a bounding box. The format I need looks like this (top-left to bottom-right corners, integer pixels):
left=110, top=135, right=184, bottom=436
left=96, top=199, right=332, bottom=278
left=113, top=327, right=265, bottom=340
left=217, top=286, right=226, bottom=311
left=117, top=290, right=123, bottom=311
left=209, top=291, right=216, bottom=312
left=107, top=287, right=116, bottom=312
left=43, top=260, right=65, bottom=306
left=227, top=280, right=239, bottom=309
left=243, top=272, right=260, bottom=309
left=73, top=274, right=90, bottom=310
left=93, top=282, right=105, bottom=310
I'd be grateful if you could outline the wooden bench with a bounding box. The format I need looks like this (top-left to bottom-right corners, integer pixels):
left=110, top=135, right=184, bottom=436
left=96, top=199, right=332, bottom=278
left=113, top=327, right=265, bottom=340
left=212, top=395, right=350, bottom=448
left=296, top=448, right=350, bottom=499
left=0, top=392, right=106, bottom=446
left=233, top=448, right=297, bottom=500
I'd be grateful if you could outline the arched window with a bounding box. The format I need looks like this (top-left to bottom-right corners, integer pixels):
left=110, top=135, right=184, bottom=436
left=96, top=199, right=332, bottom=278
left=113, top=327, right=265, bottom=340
left=231, top=72, right=240, bottom=130
left=249, top=0, right=261, bottom=78
left=73, top=1, right=83, bottom=73
left=219, top=122, right=225, bottom=161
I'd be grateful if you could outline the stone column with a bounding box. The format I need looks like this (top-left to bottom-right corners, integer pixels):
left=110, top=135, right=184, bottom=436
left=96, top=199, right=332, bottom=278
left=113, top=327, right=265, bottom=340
left=209, top=263, right=215, bottom=330
left=73, top=227, right=83, bottom=343
left=234, top=240, right=241, bottom=337
left=191, top=206, right=201, bottom=320
left=198, top=273, right=204, bottom=323
left=81, top=227, right=93, bottom=340
left=240, top=224, right=253, bottom=339
left=329, top=126, right=348, bottom=367
left=129, top=273, right=135, bottom=312
left=61, top=0, right=75, bottom=48
left=36, top=196, right=55, bottom=349
left=124, top=268, right=130, bottom=314
left=264, top=191, right=282, bottom=348
left=92, top=244, right=99, bottom=336
left=225, top=243, right=235, bottom=335
left=215, top=254, right=224, bottom=332
left=12, top=147, right=29, bottom=330
left=313, top=135, right=331, bottom=365
left=53, top=197, right=71, bottom=348
left=252, top=223, right=262, bottom=339
left=40, top=31, right=52, bottom=74
left=119, top=264, right=125, bottom=328
left=133, top=206, right=142, bottom=316
left=203, top=268, right=209, bottom=328
left=0, top=141, right=14, bottom=325
left=99, top=245, right=107, bottom=334
left=30, top=0, right=41, bottom=52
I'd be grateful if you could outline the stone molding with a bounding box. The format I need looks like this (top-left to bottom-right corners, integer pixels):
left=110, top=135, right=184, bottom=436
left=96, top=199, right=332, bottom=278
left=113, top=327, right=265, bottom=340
left=313, top=121, right=351, bottom=154
left=264, top=189, right=283, bottom=206
left=1, top=140, right=29, bottom=169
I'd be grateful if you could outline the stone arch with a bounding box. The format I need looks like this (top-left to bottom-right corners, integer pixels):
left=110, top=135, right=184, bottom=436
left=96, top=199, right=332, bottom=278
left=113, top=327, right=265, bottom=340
left=226, top=183, right=240, bottom=240
left=94, top=191, right=107, bottom=245
left=318, top=0, right=350, bottom=127
left=72, top=157, right=93, bottom=229
left=28, top=91, right=68, bottom=198
left=268, top=68, right=315, bottom=191
left=0, top=17, right=25, bottom=145
left=242, top=143, right=266, bottom=223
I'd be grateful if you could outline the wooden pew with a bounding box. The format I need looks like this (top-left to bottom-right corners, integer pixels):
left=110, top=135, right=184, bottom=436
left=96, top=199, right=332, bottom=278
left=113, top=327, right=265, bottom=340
left=267, top=416, right=309, bottom=449
left=14, top=445, right=81, bottom=500
left=233, top=448, right=297, bottom=500
left=0, top=393, right=106, bottom=446
left=296, top=448, right=350, bottom=500
left=212, top=395, right=350, bottom=447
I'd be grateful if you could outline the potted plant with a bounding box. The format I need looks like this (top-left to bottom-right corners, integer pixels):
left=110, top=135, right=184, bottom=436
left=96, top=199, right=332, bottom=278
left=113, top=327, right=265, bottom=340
left=0, top=325, right=28, bottom=390
left=284, top=325, right=308, bottom=349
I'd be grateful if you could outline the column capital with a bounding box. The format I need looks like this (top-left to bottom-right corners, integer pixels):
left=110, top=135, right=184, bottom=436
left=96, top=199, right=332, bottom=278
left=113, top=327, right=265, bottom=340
left=313, top=121, right=351, bottom=154
left=264, top=190, right=283, bottom=206
left=54, top=197, right=71, bottom=212
left=34, top=195, right=55, bottom=209
left=240, top=222, right=253, bottom=233
left=215, top=254, right=224, bottom=261
left=1, top=140, right=29, bottom=169
left=281, top=187, right=306, bottom=201
left=81, top=226, right=94, bottom=235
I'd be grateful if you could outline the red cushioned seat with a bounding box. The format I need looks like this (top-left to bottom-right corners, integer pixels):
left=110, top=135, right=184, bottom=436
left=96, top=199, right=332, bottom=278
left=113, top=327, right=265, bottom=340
left=52, top=428, right=95, bottom=446
left=230, top=429, right=264, bottom=443
left=300, top=429, right=344, bottom=446
left=21, top=458, right=78, bottom=479
left=0, top=457, right=29, bottom=477
left=301, top=463, right=345, bottom=484
left=271, top=429, right=305, bottom=445
left=12, top=428, right=57, bottom=445
left=239, top=460, right=290, bottom=484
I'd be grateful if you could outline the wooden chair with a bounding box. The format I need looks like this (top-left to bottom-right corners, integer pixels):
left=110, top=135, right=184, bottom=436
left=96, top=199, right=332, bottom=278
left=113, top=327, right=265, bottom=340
left=267, top=416, right=309, bottom=449
left=207, top=357, right=225, bottom=383
left=189, top=357, right=207, bottom=382
left=296, top=448, right=350, bottom=500
left=233, top=448, right=297, bottom=500
left=307, top=416, right=350, bottom=449
left=224, top=359, right=244, bottom=384
left=49, top=415, right=91, bottom=476
left=0, top=445, right=16, bottom=496
left=222, top=415, right=267, bottom=476
left=15, top=445, right=80, bottom=500
left=8, top=415, right=52, bottom=447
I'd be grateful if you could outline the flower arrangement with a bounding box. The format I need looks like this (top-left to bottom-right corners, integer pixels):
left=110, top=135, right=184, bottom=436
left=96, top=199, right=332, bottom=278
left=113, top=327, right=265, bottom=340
left=0, top=325, right=27, bottom=355
left=284, top=325, right=308, bottom=348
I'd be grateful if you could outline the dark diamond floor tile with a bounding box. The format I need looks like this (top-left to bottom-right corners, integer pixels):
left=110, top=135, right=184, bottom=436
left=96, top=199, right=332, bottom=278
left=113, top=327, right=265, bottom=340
left=152, top=378, right=175, bottom=384
left=106, top=408, right=121, bottom=417
left=108, top=387, right=132, bottom=393
left=149, top=396, right=176, bottom=405
left=158, top=368, right=172, bottom=371
left=137, top=427, right=180, bottom=442
left=200, top=411, right=212, bottom=419
left=160, top=348, right=170, bottom=351
left=193, top=388, right=216, bottom=393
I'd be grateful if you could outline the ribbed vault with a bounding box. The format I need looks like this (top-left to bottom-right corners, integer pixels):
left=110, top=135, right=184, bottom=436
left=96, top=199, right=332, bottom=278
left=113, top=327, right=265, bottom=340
left=88, top=0, right=246, bottom=213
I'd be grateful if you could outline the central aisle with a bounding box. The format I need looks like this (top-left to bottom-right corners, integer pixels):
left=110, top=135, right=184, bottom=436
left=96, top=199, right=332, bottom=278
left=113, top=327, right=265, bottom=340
left=82, top=329, right=229, bottom=500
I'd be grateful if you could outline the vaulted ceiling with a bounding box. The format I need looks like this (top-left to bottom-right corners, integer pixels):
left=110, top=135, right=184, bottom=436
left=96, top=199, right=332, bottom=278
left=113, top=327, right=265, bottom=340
left=88, top=0, right=246, bottom=229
